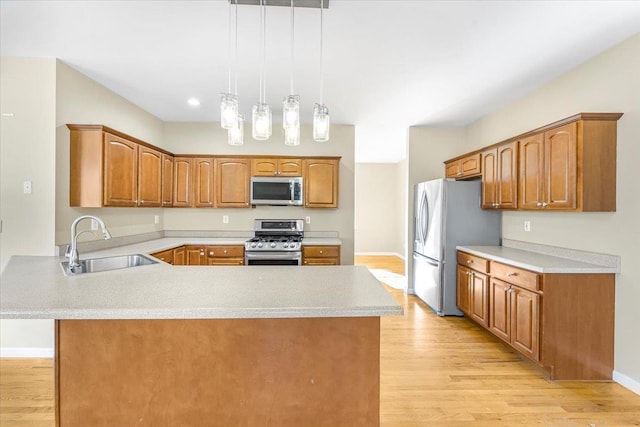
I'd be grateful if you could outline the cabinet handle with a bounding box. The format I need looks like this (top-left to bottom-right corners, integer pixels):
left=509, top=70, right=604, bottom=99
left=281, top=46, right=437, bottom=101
left=200, top=250, right=204, bottom=255
left=542, top=202, right=548, bottom=208
left=536, top=202, right=543, bottom=207
left=223, top=249, right=228, bottom=254
left=140, top=200, right=145, bottom=204
left=319, top=250, right=323, bottom=254
left=466, top=260, right=473, bottom=264
left=507, top=272, right=518, bottom=277
left=209, top=251, right=214, bottom=256
left=457, top=172, right=462, bottom=176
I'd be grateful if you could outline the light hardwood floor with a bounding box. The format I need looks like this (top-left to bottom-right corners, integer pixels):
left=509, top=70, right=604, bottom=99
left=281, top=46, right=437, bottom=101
left=1, top=255, right=639, bottom=426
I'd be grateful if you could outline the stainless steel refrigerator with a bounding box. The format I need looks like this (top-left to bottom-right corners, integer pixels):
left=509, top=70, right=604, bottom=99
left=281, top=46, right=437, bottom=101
left=412, top=179, right=501, bottom=316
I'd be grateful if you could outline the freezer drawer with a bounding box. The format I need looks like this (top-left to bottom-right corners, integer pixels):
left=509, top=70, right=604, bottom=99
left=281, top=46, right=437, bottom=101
left=412, top=253, right=443, bottom=315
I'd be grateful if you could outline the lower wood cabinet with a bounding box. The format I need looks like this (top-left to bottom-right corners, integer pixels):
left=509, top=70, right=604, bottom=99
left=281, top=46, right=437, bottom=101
left=173, top=246, right=186, bottom=265
left=456, top=250, right=614, bottom=380
left=302, top=245, right=340, bottom=265
left=206, top=245, right=244, bottom=266
left=150, top=249, right=173, bottom=265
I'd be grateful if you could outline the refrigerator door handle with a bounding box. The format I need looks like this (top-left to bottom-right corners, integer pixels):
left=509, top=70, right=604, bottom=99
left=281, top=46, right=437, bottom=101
left=421, top=191, right=429, bottom=244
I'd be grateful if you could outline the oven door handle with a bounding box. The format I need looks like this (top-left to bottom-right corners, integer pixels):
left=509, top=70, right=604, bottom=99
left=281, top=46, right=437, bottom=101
left=245, top=252, right=302, bottom=259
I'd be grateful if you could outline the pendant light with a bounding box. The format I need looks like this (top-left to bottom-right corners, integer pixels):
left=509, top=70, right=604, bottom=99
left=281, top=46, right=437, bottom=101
left=313, top=0, right=329, bottom=142
left=283, top=0, right=300, bottom=146
left=227, top=1, right=244, bottom=145
left=252, top=0, right=272, bottom=140
left=220, top=0, right=238, bottom=130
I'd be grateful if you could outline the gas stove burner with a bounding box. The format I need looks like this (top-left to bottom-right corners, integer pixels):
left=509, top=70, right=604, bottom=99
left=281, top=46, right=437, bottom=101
left=246, top=219, right=304, bottom=252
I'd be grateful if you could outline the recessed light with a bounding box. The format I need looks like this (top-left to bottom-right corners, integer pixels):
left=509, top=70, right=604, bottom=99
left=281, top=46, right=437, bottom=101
left=187, top=97, right=201, bottom=107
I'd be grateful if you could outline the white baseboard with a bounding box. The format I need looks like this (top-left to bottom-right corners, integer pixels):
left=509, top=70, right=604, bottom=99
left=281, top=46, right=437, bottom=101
left=355, top=252, right=405, bottom=260
left=613, top=370, right=640, bottom=395
left=0, top=347, right=54, bottom=358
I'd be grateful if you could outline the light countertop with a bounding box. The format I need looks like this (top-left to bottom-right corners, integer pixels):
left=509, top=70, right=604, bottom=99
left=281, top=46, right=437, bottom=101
left=457, top=245, right=620, bottom=274
left=0, top=253, right=402, bottom=320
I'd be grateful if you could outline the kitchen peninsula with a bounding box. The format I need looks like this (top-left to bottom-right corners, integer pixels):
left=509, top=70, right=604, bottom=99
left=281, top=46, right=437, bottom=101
left=0, top=251, right=401, bottom=426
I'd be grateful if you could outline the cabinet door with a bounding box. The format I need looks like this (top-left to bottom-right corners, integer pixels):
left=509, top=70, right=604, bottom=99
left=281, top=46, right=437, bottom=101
left=545, top=123, right=577, bottom=210
left=518, top=133, right=545, bottom=209
left=481, top=148, right=497, bottom=209
left=173, top=246, right=186, bottom=265
left=103, top=133, right=138, bottom=207
left=445, top=160, right=461, bottom=179
left=151, top=249, right=173, bottom=264
left=456, top=266, right=471, bottom=315
left=193, top=158, right=215, bottom=208
left=185, top=246, right=205, bottom=265
left=469, top=271, right=489, bottom=328
left=303, top=159, right=339, bottom=208
left=173, top=157, right=192, bottom=207
left=496, top=141, right=518, bottom=209
left=278, top=159, right=302, bottom=176
left=251, top=159, right=278, bottom=176
left=137, top=146, right=162, bottom=207
left=489, top=278, right=511, bottom=343
left=162, top=154, right=174, bottom=207
left=510, top=286, right=540, bottom=361
left=215, top=158, right=250, bottom=208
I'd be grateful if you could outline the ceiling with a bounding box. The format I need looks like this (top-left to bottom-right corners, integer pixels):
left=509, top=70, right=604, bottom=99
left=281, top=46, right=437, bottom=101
left=1, top=1, right=639, bottom=162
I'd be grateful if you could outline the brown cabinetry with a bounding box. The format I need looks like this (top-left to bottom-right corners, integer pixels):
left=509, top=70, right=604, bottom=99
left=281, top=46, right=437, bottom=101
left=251, top=158, right=302, bottom=177
left=137, top=145, right=163, bottom=207
left=185, top=246, right=206, bottom=265
left=150, top=249, right=173, bottom=265
left=193, top=158, right=215, bottom=208
left=303, top=158, right=339, bottom=208
left=173, top=157, right=193, bottom=207
left=215, top=158, right=250, bottom=208
left=161, top=154, right=174, bottom=207
left=481, top=141, right=518, bottom=209
left=173, top=246, right=186, bottom=265
left=444, top=153, right=481, bottom=179
left=457, top=250, right=615, bottom=380
left=103, top=133, right=139, bottom=207
left=206, top=245, right=244, bottom=266
left=302, top=245, right=340, bottom=265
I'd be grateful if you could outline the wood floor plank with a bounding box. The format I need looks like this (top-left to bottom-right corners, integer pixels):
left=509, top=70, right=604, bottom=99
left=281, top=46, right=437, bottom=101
left=1, top=256, right=639, bottom=426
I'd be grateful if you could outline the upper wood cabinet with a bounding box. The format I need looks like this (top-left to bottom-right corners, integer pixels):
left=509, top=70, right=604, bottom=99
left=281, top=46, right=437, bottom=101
left=193, top=158, right=215, bottom=208
left=161, top=154, right=174, bottom=207
left=251, top=158, right=302, bottom=177
left=137, top=146, right=163, bottom=207
left=173, top=157, right=193, bottom=207
left=216, top=158, right=250, bottom=208
left=103, top=133, right=139, bottom=207
left=303, top=158, right=340, bottom=208
left=518, top=116, right=619, bottom=211
left=444, top=153, right=481, bottom=180
left=481, top=141, right=518, bottom=209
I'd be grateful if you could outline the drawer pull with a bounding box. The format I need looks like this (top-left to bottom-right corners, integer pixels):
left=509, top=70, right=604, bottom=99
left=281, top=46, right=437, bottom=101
left=507, top=272, right=519, bottom=277
left=319, top=250, right=323, bottom=254
left=223, top=250, right=228, bottom=254
left=466, top=260, right=473, bottom=264
left=209, top=251, right=214, bottom=256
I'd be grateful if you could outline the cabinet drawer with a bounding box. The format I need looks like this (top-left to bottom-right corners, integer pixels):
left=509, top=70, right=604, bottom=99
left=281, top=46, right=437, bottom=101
left=206, top=245, right=244, bottom=258
left=490, top=261, right=541, bottom=292
left=150, top=249, right=173, bottom=264
left=302, top=246, right=340, bottom=258
left=457, top=251, right=489, bottom=274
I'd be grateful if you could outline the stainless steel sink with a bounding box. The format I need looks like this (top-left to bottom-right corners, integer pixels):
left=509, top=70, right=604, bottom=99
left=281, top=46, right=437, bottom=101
left=61, top=254, right=158, bottom=276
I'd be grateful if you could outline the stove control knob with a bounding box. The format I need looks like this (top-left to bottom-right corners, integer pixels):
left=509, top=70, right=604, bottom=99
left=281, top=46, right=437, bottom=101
left=270, top=243, right=276, bottom=248
left=251, top=243, right=257, bottom=248
left=258, top=243, right=263, bottom=248
left=290, top=243, right=297, bottom=249
left=283, top=243, right=289, bottom=248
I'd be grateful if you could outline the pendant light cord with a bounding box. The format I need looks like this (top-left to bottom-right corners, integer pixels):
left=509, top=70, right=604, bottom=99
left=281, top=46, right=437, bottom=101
left=320, top=0, right=324, bottom=105
left=227, top=0, right=232, bottom=94
left=234, top=0, right=238, bottom=97
left=261, top=0, right=267, bottom=104
left=290, top=0, right=295, bottom=95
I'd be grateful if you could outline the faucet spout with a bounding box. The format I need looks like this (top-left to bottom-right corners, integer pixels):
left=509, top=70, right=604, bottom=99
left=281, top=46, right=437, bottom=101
left=67, top=215, right=111, bottom=273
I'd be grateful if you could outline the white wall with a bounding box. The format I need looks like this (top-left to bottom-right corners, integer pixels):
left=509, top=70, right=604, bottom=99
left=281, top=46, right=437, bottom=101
left=354, top=163, right=403, bottom=256
left=0, top=57, right=57, bottom=355
left=162, top=122, right=356, bottom=265
left=462, top=34, right=640, bottom=388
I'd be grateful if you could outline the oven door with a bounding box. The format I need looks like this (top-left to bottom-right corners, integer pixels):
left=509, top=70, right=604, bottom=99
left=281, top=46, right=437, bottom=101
left=245, top=251, right=302, bottom=266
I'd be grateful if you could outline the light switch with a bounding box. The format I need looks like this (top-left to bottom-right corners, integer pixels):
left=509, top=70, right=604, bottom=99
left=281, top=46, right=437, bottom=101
left=305, top=216, right=311, bottom=224
left=23, top=181, right=32, bottom=194
left=524, top=220, right=531, bottom=232
left=223, top=215, right=229, bottom=224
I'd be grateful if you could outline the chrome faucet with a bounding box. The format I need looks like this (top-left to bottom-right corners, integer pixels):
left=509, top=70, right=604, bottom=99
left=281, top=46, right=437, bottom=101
left=66, top=215, right=112, bottom=273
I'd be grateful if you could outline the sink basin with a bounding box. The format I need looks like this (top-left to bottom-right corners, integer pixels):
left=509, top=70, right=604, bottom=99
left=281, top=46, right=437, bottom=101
left=61, top=254, right=158, bottom=276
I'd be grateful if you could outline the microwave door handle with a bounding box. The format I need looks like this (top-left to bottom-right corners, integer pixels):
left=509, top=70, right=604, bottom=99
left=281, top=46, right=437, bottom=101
left=290, top=181, right=295, bottom=205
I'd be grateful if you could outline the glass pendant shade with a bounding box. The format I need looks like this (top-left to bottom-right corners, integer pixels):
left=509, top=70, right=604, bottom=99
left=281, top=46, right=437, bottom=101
left=282, top=95, right=300, bottom=130
left=228, top=114, right=244, bottom=146
left=220, top=93, right=238, bottom=129
left=313, top=103, right=330, bottom=142
left=284, top=124, right=300, bottom=146
left=252, top=103, right=272, bottom=140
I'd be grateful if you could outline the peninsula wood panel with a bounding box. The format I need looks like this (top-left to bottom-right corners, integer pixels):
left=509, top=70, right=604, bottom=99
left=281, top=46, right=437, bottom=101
left=55, top=317, right=380, bottom=426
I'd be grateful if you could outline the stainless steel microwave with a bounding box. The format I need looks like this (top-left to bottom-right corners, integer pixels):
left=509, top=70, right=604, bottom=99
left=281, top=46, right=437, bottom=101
left=250, top=177, right=303, bottom=206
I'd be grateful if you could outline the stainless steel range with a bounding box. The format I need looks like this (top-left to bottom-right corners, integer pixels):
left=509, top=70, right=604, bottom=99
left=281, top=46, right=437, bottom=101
left=244, top=219, right=304, bottom=266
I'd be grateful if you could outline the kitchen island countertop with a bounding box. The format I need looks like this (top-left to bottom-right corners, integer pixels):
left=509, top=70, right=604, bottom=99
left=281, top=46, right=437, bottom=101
left=0, top=255, right=402, bottom=320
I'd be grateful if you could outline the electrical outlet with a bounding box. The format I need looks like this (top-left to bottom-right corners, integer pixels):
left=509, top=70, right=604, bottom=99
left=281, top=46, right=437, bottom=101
left=524, top=220, right=531, bottom=232
left=223, top=215, right=229, bottom=224
left=23, top=180, right=32, bottom=194
left=154, top=215, right=160, bottom=225
left=305, top=216, right=311, bottom=224
left=91, top=219, right=99, bottom=231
